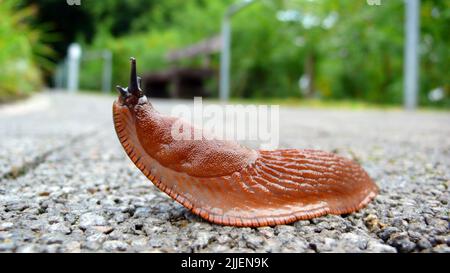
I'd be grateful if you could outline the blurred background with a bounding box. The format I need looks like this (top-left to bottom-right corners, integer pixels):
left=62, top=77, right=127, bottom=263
left=0, top=0, right=448, bottom=108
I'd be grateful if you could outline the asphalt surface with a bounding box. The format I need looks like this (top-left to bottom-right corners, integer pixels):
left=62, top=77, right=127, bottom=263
left=0, top=92, right=448, bottom=253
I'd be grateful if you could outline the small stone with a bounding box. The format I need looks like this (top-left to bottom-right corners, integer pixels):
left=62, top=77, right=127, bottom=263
left=392, top=217, right=408, bottom=228
left=243, top=233, right=264, bottom=250
left=257, top=227, right=274, bottom=238
left=79, top=212, right=106, bottom=230
left=48, top=215, right=63, bottom=224
left=133, top=207, right=151, bottom=218
left=211, top=244, right=232, bottom=252
left=281, top=237, right=309, bottom=252
left=6, top=202, right=29, bottom=212
left=317, top=238, right=337, bottom=252
left=48, top=222, right=71, bottom=234
left=40, top=233, right=65, bottom=245
left=366, top=241, right=397, bottom=253
left=0, top=242, right=15, bottom=251
left=0, top=222, right=14, bottom=231
left=430, top=244, right=450, bottom=253
left=275, top=225, right=295, bottom=233
left=92, top=226, right=114, bottom=234
left=113, top=213, right=128, bottom=223
left=341, top=233, right=368, bottom=250
left=64, top=213, right=78, bottom=225
left=86, top=233, right=107, bottom=244
left=64, top=241, right=81, bottom=253
left=131, top=238, right=148, bottom=248
left=427, top=218, right=449, bottom=234
left=387, top=232, right=416, bottom=253
left=364, top=214, right=385, bottom=231
left=16, top=244, right=40, bottom=253
left=42, top=244, right=61, bottom=253
left=103, top=240, right=128, bottom=252
left=264, top=238, right=282, bottom=252
left=293, top=220, right=310, bottom=227
left=378, top=227, right=400, bottom=241
left=216, top=234, right=231, bottom=244
left=192, top=232, right=212, bottom=249
left=417, top=238, right=432, bottom=250
left=148, top=237, right=164, bottom=248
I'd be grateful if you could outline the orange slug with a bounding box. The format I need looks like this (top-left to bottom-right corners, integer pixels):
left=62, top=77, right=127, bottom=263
left=113, top=58, right=378, bottom=227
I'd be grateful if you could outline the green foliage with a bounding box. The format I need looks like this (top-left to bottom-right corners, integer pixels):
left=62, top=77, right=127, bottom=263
left=76, top=0, right=448, bottom=106
left=79, top=29, right=182, bottom=91
left=10, top=0, right=448, bottom=107
left=0, top=0, right=49, bottom=102
left=420, top=0, right=450, bottom=107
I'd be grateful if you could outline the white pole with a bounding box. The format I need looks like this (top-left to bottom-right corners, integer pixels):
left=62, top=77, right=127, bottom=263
left=219, top=18, right=231, bottom=102
left=404, top=0, right=420, bottom=110
left=219, top=0, right=256, bottom=102
left=67, top=43, right=82, bottom=93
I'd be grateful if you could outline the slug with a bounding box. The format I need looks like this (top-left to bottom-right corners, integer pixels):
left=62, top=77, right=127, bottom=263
left=113, top=58, right=378, bottom=227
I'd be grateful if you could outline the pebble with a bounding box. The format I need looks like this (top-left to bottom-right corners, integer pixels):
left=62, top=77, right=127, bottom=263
left=366, top=241, right=397, bottom=253
left=64, top=241, right=81, bottom=253
left=0, top=222, right=14, bottom=231
left=243, top=233, right=265, bottom=250
left=78, top=212, right=106, bottom=230
left=378, top=227, right=400, bottom=241
left=103, top=240, right=128, bottom=252
left=387, top=232, right=416, bottom=253
left=0, top=242, right=15, bottom=251
left=48, top=223, right=71, bottom=234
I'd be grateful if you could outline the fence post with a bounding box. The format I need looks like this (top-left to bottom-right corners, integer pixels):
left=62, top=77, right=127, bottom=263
left=219, top=0, right=256, bottom=102
left=67, top=43, right=82, bottom=93
left=219, top=18, right=231, bottom=102
left=404, top=0, right=420, bottom=110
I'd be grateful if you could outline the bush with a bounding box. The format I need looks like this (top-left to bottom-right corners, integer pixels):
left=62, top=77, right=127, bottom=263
left=0, top=0, right=47, bottom=102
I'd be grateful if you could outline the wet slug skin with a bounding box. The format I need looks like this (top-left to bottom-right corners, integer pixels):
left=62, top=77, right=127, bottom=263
left=113, top=58, right=378, bottom=227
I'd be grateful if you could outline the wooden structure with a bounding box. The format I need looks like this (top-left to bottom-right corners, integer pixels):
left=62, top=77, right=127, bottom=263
left=142, top=36, right=221, bottom=98
left=142, top=68, right=215, bottom=99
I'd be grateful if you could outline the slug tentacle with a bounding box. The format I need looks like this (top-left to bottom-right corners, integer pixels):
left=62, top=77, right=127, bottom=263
left=128, top=57, right=143, bottom=97
left=116, top=85, right=129, bottom=99
left=112, top=57, right=378, bottom=227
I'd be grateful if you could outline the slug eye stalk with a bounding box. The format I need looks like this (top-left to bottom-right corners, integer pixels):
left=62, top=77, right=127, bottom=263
left=115, top=57, right=144, bottom=104
left=116, top=85, right=129, bottom=98
left=128, top=57, right=143, bottom=98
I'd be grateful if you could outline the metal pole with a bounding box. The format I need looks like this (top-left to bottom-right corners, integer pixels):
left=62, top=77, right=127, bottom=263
left=54, top=62, right=64, bottom=89
left=219, top=0, right=256, bottom=102
left=102, top=50, right=112, bottom=93
left=404, top=0, right=420, bottom=110
left=67, top=43, right=82, bottom=93
left=219, top=18, right=231, bottom=102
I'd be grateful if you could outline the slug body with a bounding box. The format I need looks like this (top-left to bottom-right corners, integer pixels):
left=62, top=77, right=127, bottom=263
left=113, top=58, right=378, bottom=227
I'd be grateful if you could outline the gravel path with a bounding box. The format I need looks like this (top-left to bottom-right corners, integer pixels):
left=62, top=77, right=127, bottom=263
left=0, top=92, right=448, bottom=253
